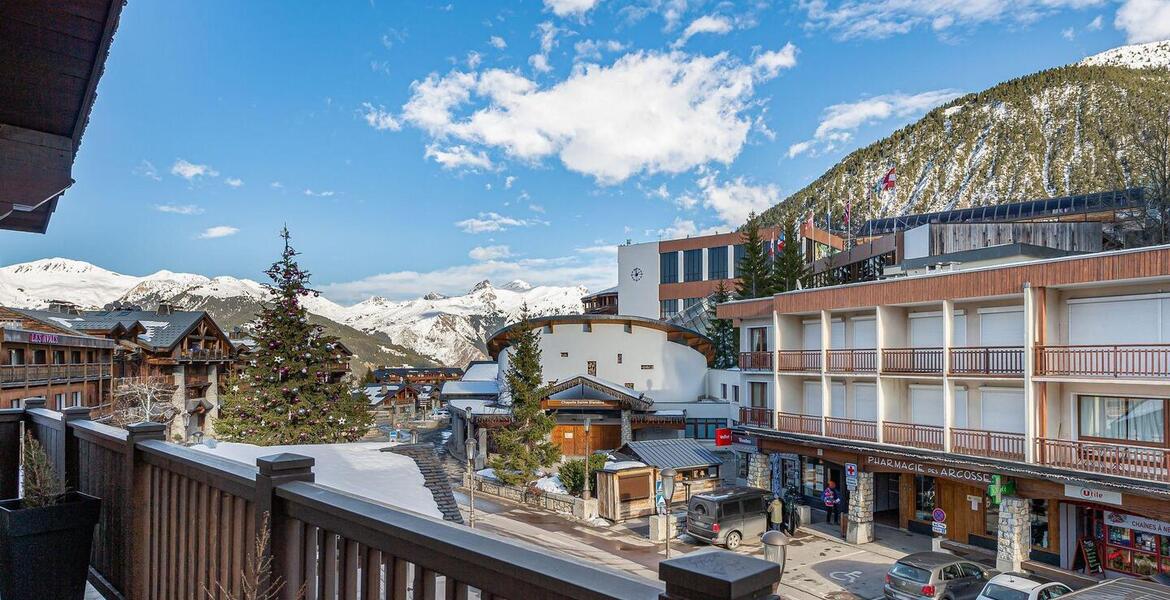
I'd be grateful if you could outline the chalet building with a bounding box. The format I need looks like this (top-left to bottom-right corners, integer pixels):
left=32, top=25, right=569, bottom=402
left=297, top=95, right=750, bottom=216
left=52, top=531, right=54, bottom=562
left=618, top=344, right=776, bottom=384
left=13, top=304, right=235, bottom=441
left=582, top=287, right=619, bottom=315
left=374, top=366, right=463, bottom=387
left=0, top=307, right=115, bottom=410
left=717, top=243, right=1170, bottom=579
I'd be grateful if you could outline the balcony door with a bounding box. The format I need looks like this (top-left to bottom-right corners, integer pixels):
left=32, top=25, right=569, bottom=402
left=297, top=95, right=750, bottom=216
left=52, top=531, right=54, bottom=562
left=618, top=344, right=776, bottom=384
left=750, top=382, right=767, bottom=409
left=749, top=328, right=769, bottom=353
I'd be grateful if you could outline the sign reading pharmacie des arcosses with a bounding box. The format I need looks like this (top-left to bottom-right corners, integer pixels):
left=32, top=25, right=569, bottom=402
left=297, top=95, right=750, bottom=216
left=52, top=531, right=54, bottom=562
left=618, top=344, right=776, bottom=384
left=864, top=456, right=993, bottom=485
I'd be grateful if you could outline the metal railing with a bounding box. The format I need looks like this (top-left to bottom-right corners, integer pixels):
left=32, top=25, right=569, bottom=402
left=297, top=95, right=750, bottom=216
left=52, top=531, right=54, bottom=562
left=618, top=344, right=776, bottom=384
left=776, top=350, right=821, bottom=372
left=949, top=346, right=1025, bottom=376
left=824, top=416, right=878, bottom=442
left=951, top=428, right=1026, bottom=461
left=883, top=421, right=945, bottom=451
left=0, top=362, right=112, bottom=384
left=738, top=351, right=773, bottom=371
left=826, top=349, right=877, bottom=373
left=882, top=348, right=944, bottom=374
left=1035, top=344, right=1170, bottom=378
left=777, top=412, right=823, bottom=435
left=1036, top=437, right=1169, bottom=483
left=739, top=406, right=773, bottom=428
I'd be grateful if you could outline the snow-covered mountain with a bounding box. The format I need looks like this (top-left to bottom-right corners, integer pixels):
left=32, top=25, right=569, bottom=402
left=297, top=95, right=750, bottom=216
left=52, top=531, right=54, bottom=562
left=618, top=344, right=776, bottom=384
left=0, top=258, right=586, bottom=368
left=757, top=42, right=1170, bottom=227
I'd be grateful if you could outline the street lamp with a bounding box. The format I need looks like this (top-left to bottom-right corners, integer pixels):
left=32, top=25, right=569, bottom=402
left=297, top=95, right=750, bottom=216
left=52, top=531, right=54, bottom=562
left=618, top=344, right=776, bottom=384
left=660, top=467, right=677, bottom=559
left=762, top=530, right=790, bottom=584
left=466, top=438, right=478, bottom=529
left=583, top=418, right=592, bottom=501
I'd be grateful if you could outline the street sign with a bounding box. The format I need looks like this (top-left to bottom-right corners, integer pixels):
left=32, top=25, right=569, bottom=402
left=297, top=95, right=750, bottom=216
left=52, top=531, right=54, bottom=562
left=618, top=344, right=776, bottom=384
left=932, top=521, right=948, bottom=535
left=844, top=462, right=858, bottom=491
left=932, top=508, right=946, bottom=523
left=655, top=479, right=665, bottom=512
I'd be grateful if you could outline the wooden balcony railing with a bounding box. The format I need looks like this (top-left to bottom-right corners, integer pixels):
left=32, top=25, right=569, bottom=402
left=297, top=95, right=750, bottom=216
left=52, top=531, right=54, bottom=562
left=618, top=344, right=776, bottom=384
left=950, top=347, right=1024, bottom=377
left=883, top=421, right=945, bottom=451
left=777, top=412, right=823, bottom=435
left=1036, top=437, right=1169, bottom=483
left=776, top=350, right=821, bottom=372
left=0, top=362, right=112, bottom=384
left=0, top=403, right=781, bottom=600
left=951, top=428, right=1026, bottom=462
left=1035, top=344, right=1170, bottom=378
left=738, top=351, right=773, bottom=371
left=826, top=349, right=877, bottom=373
left=882, top=348, right=944, bottom=374
left=177, top=348, right=234, bottom=362
left=824, top=416, right=877, bottom=442
left=739, top=406, right=773, bottom=428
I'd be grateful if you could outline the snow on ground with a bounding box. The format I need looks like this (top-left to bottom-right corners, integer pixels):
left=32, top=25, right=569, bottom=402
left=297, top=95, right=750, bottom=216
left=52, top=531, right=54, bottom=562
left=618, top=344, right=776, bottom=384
left=533, top=474, right=569, bottom=495
left=1079, top=40, right=1170, bottom=70
left=193, top=441, right=442, bottom=519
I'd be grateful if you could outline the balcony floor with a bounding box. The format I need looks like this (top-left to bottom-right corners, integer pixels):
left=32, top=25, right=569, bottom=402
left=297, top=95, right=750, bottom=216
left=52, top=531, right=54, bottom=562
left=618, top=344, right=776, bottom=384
left=85, top=583, right=104, bottom=600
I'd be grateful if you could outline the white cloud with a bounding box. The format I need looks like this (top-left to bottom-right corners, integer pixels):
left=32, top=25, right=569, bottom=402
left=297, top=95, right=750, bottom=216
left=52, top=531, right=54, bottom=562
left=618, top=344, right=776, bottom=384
left=674, top=15, right=734, bottom=47
left=528, top=21, right=562, bottom=73
left=505, top=175, right=517, bottom=188
left=361, top=102, right=402, bottom=131
left=753, top=42, right=799, bottom=78
left=321, top=253, right=614, bottom=302
left=399, top=44, right=796, bottom=184
left=469, top=244, right=513, bottom=260
left=649, top=217, right=723, bottom=239
left=790, top=89, right=962, bottom=157
left=303, top=189, right=337, bottom=197
left=1087, top=14, right=1104, bottom=30
left=170, top=159, right=219, bottom=181
left=800, top=0, right=1104, bottom=40
left=543, top=0, right=602, bottom=17
left=134, top=160, right=161, bottom=181
left=455, top=211, right=547, bottom=233
left=1115, top=0, right=1170, bottom=43
left=466, top=51, right=483, bottom=69
left=575, top=244, right=618, bottom=255
left=424, top=144, right=494, bottom=170
left=154, top=204, right=204, bottom=215
left=225, top=177, right=244, bottom=188
left=198, top=225, right=238, bottom=239
left=693, top=173, right=781, bottom=226
left=573, top=39, right=627, bottom=61
left=528, top=203, right=546, bottom=213
left=1062, top=26, right=1076, bottom=39
left=489, top=35, right=508, bottom=49
left=270, top=181, right=284, bottom=189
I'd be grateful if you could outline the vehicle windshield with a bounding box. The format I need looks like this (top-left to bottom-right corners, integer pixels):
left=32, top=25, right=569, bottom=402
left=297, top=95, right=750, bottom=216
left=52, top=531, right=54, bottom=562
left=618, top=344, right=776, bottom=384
left=889, top=563, right=930, bottom=584
left=981, top=583, right=1030, bottom=600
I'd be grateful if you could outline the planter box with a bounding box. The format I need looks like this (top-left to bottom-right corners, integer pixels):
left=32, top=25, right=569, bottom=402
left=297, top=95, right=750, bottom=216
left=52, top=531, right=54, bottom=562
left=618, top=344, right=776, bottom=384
left=0, top=492, right=101, bottom=600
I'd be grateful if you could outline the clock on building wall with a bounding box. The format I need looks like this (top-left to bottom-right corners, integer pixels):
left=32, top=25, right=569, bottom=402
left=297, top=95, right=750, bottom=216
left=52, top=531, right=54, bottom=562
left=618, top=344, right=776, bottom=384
left=630, top=267, right=643, bottom=281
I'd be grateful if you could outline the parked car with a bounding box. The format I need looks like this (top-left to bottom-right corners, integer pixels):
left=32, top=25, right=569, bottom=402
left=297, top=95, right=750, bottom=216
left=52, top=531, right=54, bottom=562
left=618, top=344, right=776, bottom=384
left=685, top=486, right=769, bottom=550
left=884, top=552, right=995, bottom=600
left=976, top=573, right=1072, bottom=600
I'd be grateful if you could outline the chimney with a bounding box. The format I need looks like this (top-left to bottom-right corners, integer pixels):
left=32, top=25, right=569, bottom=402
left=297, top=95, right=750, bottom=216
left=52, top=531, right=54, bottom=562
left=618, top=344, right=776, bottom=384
left=156, top=303, right=174, bottom=316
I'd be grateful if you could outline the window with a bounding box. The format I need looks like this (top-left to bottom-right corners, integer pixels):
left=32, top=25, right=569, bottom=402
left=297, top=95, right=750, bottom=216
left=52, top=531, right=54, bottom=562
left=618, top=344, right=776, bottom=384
left=70, top=350, right=81, bottom=363
left=742, top=495, right=764, bottom=514
left=560, top=352, right=569, bottom=358
left=683, top=297, right=701, bottom=312
left=733, top=244, right=746, bottom=277
left=686, top=418, right=727, bottom=439
left=720, top=500, right=742, bottom=518
left=8, top=349, right=24, bottom=365
left=71, top=391, right=82, bottom=407
left=1031, top=499, right=1050, bottom=549
left=737, top=453, right=750, bottom=479
left=750, top=382, right=767, bottom=408
left=939, top=565, right=962, bottom=581
left=683, top=249, right=703, bottom=282
left=587, top=361, right=597, bottom=376
left=721, top=383, right=727, bottom=399
left=54, top=393, right=65, bottom=410
left=660, top=251, right=679, bottom=284
left=617, top=353, right=623, bottom=364
left=661, top=299, right=679, bottom=319
left=732, top=385, right=740, bottom=403
left=959, top=563, right=984, bottom=579
left=33, top=349, right=46, bottom=364
left=640, top=364, right=654, bottom=370
left=1078, top=395, right=1166, bottom=445
left=748, top=327, right=769, bottom=352
left=914, top=475, right=936, bottom=521
left=53, top=350, right=65, bottom=364
left=708, top=246, right=728, bottom=279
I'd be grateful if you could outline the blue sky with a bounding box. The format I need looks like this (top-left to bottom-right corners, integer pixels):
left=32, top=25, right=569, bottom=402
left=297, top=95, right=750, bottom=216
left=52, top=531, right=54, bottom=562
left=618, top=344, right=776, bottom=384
left=1, top=0, right=1160, bottom=303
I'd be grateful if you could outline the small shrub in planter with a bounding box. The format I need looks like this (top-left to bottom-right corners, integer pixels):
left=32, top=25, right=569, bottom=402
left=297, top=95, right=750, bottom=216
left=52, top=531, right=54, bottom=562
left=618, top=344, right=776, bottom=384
left=0, top=434, right=101, bottom=600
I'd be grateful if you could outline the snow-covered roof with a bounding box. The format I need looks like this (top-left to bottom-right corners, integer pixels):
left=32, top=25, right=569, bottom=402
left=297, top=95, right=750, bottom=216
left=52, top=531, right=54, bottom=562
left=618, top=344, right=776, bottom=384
left=441, top=379, right=499, bottom=397
left=193, top=442, right=442, bottom=519
left=447, top=398, right=510, bottom=416
left=602, top=460, right=648, bottom=472
left=461, top=361, right=498, bottom=381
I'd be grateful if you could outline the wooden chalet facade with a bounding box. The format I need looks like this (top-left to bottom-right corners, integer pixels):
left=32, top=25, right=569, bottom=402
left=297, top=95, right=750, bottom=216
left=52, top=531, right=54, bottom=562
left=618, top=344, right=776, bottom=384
left=0, top=307, right=115, bottom=410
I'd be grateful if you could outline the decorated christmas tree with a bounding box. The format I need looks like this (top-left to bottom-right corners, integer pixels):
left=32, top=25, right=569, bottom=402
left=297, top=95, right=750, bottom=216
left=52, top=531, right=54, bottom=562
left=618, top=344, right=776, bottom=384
left=216, top=228, right=373, bottom=445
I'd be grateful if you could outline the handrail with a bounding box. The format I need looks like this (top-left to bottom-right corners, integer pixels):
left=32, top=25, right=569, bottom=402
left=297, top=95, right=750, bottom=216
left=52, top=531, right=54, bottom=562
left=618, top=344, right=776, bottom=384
left=882, top=347, right=944, bottom=374
left=949, top=346, right=1024, bottom=376
left=1035, top=437, right=1169, bottom=482
left=278, top=481, right=664, bottom=599
left=826, top=349, right=877, bottom=373
left=1035, top=344, right=1170, bottom=378
left=951, top=427, right=1025, bottom=461
left=777, top=412, right=823, bottom=435
left=883, top=421, right=945, bottom=450
left=777, top=350, right=821, bottom=372
left=739, top=406, right=773, bottom=428
left=824, top=416, right=877, bottom=441
left=738, top=351, right=773, bottom=371
left=137, top=439, right=257, bottom=498
left=0, top=362, right=113, bottom=383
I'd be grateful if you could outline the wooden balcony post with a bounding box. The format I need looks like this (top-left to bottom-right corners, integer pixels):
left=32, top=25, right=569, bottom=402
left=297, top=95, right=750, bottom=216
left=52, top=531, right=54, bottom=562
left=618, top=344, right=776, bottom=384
left=254, top=453, right=315, bottom=599
left=61, top=405, right=91, bottom=490
left=0, top=407, right=22, bottom=500
left=126, top=421, right=166, bottom=600
left=659, top=550, right=781, bottom=600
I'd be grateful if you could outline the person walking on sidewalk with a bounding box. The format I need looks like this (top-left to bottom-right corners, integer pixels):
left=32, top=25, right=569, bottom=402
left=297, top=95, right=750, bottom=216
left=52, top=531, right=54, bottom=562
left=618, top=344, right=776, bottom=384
left=768, top=496, right=784, bottom=531
left=822, top=481, right=842, bottom=525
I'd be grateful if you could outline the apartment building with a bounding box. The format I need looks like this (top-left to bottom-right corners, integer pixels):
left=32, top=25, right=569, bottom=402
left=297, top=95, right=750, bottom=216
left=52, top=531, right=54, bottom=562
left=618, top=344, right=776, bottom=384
left=0, top=307, right=115, bottom=410
left=717, top=244, right=1170, bottom=578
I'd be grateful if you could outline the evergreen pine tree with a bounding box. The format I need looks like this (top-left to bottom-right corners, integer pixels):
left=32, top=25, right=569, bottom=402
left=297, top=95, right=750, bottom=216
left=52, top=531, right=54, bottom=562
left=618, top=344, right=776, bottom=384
left=771, top=215, right=808, bottom=293
left=489, top=304, right=560, bottom=485
left=735, top=212, right=773, bottom=300
left=360, top=367, right=377, bottom=386
left=707, top=281, right=738, bottom=369
left=216, top=228, right=373, bottom=444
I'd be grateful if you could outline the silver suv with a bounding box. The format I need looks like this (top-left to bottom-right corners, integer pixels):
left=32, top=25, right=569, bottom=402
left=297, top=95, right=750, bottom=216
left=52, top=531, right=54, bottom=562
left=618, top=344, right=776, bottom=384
left=885, top=552, right=996, bottom=600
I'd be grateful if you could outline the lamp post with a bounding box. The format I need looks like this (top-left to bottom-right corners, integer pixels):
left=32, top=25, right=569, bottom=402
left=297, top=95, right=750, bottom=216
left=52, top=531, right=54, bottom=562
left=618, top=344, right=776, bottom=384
left=583, top=418, right=592, bottom=501
left=466, top=438, right=478, bottom=529
left=660, top=467, right=677, bottom=559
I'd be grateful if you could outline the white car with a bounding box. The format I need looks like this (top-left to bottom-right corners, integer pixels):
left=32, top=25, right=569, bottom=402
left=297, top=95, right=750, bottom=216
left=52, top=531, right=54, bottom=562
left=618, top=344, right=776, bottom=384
left=977, top=573, right=1072, bottom=600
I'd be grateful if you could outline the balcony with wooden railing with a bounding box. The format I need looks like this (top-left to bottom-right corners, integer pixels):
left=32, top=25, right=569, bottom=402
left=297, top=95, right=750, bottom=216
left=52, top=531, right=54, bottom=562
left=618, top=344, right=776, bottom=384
left=826, top=349, right=877, bottom=373
left=1036, top=437, right=1169, bottom=483
left=0, top=362, right=112, bottom=386
left=177, top=348, right=235, bottom=362
left=777, top=412, right=823, bottom=435
left=824, top=416, right=877, bottom=442
left=739, top=406, right=774, bottom=428
left=0, top=403, right=781, bottom=600
left=1035, top=344, right=1170, bottom=378
left=881, top=347, right=944, bottom=375
left=949, top=347, right=1024, bottom=377
left=738, top=351, right=773, bottom=372
left=776, top=350, right=821, bottom=372
left=883, top=421, right=945, bottom=451
left=951, top=428, right=1026, bottom=462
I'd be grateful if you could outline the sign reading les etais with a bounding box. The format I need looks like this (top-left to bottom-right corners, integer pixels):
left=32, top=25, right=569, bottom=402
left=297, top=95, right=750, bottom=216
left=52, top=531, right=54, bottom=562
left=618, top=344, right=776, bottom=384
left=28, top=332, right=60, bottom=345
left=865, top=456, right=993, bottom=485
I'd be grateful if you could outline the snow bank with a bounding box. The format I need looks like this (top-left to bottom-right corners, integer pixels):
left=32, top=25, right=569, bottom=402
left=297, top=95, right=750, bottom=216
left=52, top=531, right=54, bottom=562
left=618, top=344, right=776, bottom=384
left=533, top=474, right=568, bottom=495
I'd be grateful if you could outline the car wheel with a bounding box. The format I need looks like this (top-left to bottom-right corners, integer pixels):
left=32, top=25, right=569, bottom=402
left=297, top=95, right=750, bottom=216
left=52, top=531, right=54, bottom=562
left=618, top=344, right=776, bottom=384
left=724, top=531, right=742, bottom=550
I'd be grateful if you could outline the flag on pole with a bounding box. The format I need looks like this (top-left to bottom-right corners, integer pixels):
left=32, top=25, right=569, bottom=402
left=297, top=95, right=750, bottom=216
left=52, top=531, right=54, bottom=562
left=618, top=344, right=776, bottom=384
left=845, top=197, right=852, bottom=225
left=778, top=228, right=786, bottom=251
left=877, top=167, right=896, bottom=191
left=769, top=231, right=777, bottom=258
